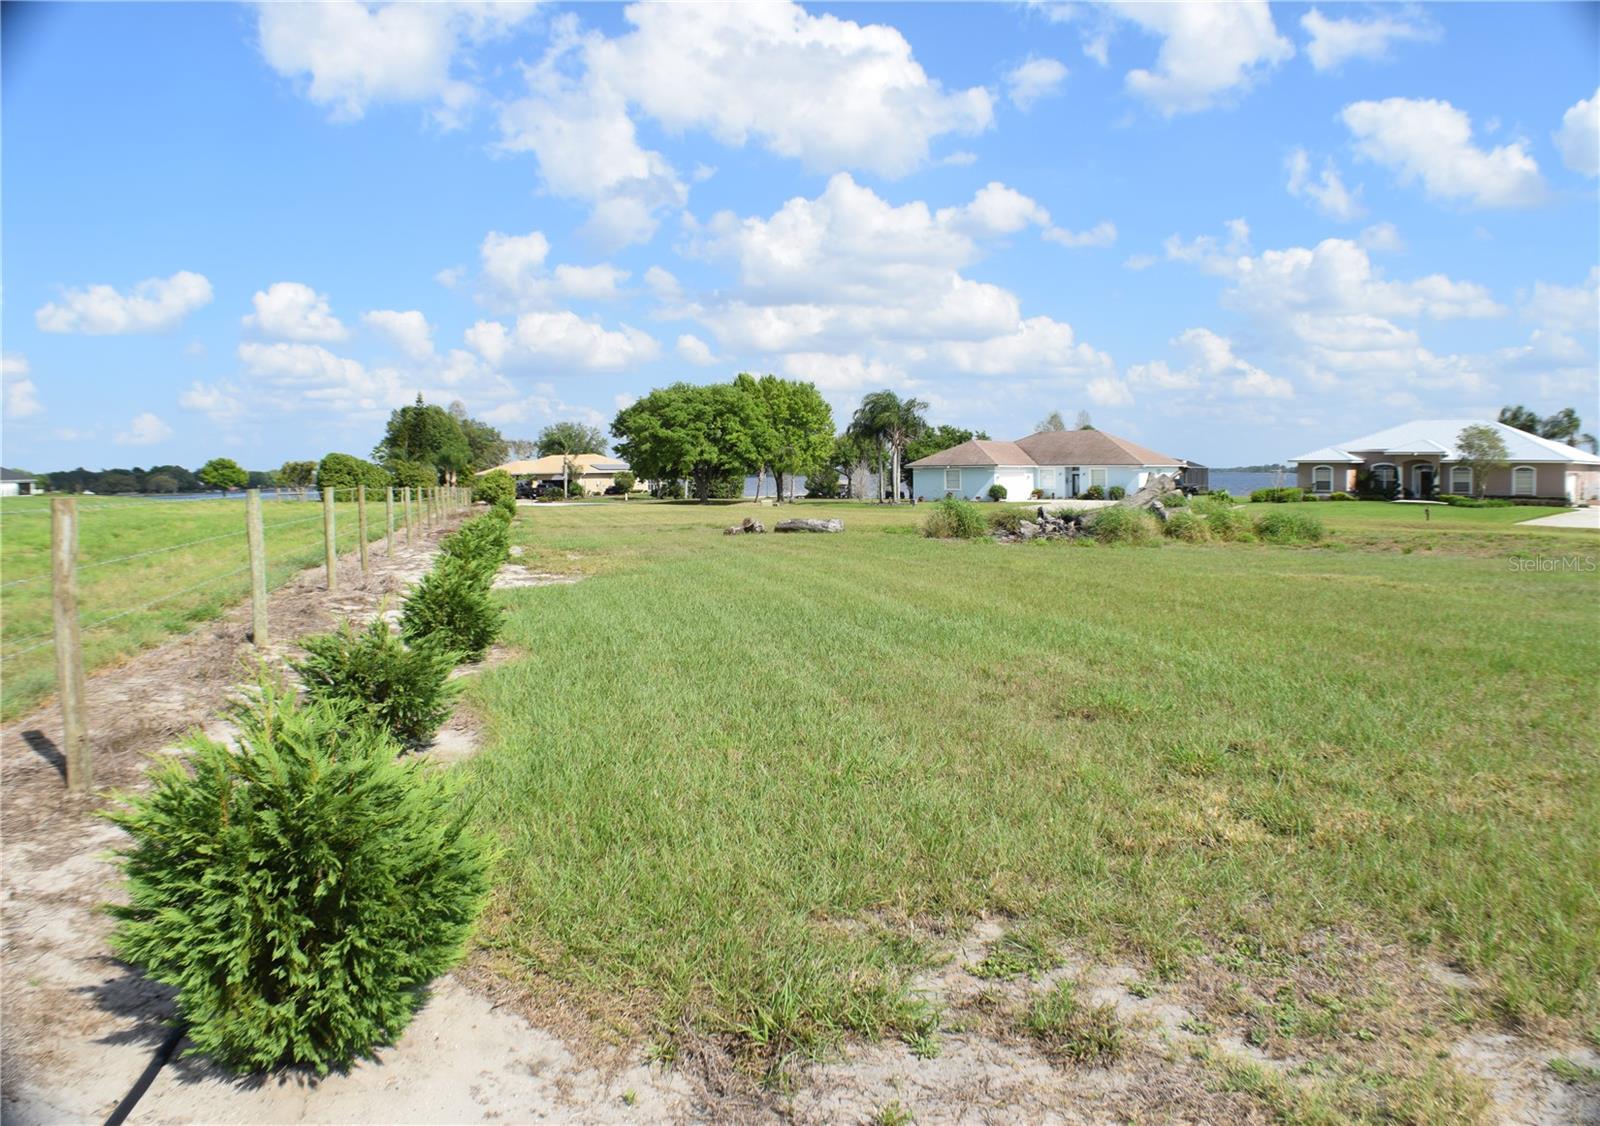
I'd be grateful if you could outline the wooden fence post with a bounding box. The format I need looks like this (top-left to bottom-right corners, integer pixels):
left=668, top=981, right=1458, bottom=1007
left=357, top=484, right=369, bottom=575
left=246, top=489, right=268, bottom=647
left=323, top=485, right=337, bottom=591
left=385, top=487, right=395, bottom=554
left=404, top=487, right=415, bottom=546
left=51, top=498, right=90, bottom=794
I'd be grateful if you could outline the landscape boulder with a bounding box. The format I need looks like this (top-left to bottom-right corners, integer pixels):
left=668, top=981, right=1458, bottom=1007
left=724, top=517, right=766, bottom=535
left=992, top=507, right=1088, bottom=543
left=774, top=518, right=844, bottom=534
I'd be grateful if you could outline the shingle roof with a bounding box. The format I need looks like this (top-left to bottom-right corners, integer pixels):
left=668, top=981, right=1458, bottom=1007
left=479, top=453, right=632, bottom=476
left=0, top=468, right=34, bottom=482
left=1290, top=420, right=1600, bottom=466
left=1015, top=429, right=1183, bottom=466
left=905, top=439, right=1032, bottom=467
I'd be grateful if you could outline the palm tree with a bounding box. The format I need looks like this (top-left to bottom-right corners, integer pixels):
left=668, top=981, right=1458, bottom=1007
left=849, top=391, right=929, bottom=505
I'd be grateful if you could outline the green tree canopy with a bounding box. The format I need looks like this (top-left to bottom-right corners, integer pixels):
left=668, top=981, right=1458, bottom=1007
left=611, top=382, right=763, bottom=501
left=447, top=400, right=509, bottom=471
left=1497, top=404, right=1596, bottom=453
left=279, top=460, right=317, bottom=489
left=735, top=373, right=834, bottom=502
left=373, top=395, right=471, bottom=484
left=198, top=457, right=249, bottom=491
left=848, top=390, right=929, bottom=504
left=1456, top=425, right=1509, bottom=497
left=1034, top=410, right=1066, bottom=432
left=536, top=421, right=608, bottom=457
left=317, top=452, right=391, bottom=494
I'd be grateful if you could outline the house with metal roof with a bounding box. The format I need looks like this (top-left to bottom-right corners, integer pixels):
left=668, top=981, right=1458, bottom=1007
left=1288, top=419, right=1600, bottom=501
left=906, top=429, right=1187, bottom=500
left=1, top=468, right=37, bottom=497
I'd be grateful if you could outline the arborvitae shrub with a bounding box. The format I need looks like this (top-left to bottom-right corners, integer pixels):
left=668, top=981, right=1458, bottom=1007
left=292, top=619, right=459, bottom=746
left=922, top=496, right=988, bottom=539
left=1087, top=506, right=1159, bottom=545
left=106, top=683, right=489, bottom=1076
left=472, top=469, right=515, bottom=507
left=401, top=557, right=501, bottom=661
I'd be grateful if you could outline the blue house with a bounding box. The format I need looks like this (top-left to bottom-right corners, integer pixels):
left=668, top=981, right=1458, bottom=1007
left=906, top=429, right=1186, bottom=500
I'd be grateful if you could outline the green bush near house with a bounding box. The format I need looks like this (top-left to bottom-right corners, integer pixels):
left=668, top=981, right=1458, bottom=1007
left=1163, top=510, right=1212, bottom=543
left=1253, top=510, right=1325, bottom=544
left=1328, top=492, right=1357, bottom=501
left=987, top=483, right=1008, bottom=502
left=1250, top=487, right=1305, bottom=504
left=1079, top=485, right=1106, bottom=500
left=292, top=620, right=460, bottom=746
left=1087, top=506, right=1159, bottom=545
left=472, top=469, right=515, bottom=508
left=1108, top=485, right=1126, bottom=500
left=922, top=497, right=988, bottom=539
left=1441, top=494, right=1515, bottom=508
left=106, top=682, right=489, bottom=1075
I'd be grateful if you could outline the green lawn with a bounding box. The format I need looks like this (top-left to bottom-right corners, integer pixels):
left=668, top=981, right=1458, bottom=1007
left=0, top=493, right=410, bottom=719
left=461, top=500, right=1598, bottom=1103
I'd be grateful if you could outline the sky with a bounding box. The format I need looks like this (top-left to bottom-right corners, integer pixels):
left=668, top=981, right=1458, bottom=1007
left=2, top=1, right=1597, bottom=471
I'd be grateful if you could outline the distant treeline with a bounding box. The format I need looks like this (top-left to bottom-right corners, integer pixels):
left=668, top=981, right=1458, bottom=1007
left=1211, top=463, right=1288, bottom=472
left=32, top=465, right=280, bottom=494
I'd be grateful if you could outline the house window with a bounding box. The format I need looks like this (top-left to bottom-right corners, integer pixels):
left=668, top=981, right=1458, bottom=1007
left=1089, top=468, right=1107, bottom=490
left=1311, top=465, right=1333, bottom=493
left=944, top=468, right=961, bottom=493
left=1371, top=463, right=1398, bottom=491
left=1449, top=465, right=1472, bottom=495
left=1512, top=466, right=1536, bottom=497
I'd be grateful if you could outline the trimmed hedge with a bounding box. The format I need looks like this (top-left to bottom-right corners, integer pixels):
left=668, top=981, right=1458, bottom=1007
left=107, top=682, right=489, bottom=1075
left=1249, top=487, right=1305, bottom=504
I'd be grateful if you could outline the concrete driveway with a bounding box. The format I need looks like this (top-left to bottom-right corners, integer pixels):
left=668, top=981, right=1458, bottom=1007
left=1518, top=508, right=1600, bottom=529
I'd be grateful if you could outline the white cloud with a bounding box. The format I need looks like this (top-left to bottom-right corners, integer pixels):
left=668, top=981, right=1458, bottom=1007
left=1553, top=88, right=1599, bottom=178
left=256, top=1, right=536, bottom=126
left=939, top=182, right=1052, bottom=237
left=36, top=271, right=213, bottom=335
left=1043, top=221, right=1118, bottom=248
left=115, top=412, right=173, bottom=446
left=1086, top=377, right=1134, bottom=406
left=1224, top=237, right=1503, bottom=321
left=676, top=333, right=717, bottom=366
left=1342, top=97, right=1545, bottom=209
left=1005, top=57, right=1068, bottom=110
left=242, top=282, right=348, bottom=341
left=1521, top=267, right=1600, bottom=336
left=465, top=311, right=659, bottom=372
left=363, top=309, right=434, bottom=359
left=1300, top=8, right=1438, bottom=72
left=644, top=266, right=683, bottom=303
left=781, top=352, right=911, bottom=392
left=2, top=353, right=42, bottom=419
left=552, top=264, right=630, bottom=300
left=1285, top=148, right=1365, bottom=221
left=1358, top=222, right=1405, bottom=253
left=1112, top=1, right=1293, bottom=115
left=1131, top=328, right=1293, bottom=400
left=178, top=380, right=244, bottom=423
left=498, top=3, right=993, bottom=245
left=435, top=265, right=466, bottom=289
left=478, top=229, right=631, bottom=305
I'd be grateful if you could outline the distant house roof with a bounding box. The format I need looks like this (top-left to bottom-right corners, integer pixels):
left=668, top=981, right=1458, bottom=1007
left=1290, top=420, right=1600, bottom=466
left=1, top=468, right=34, bottom=482
left=906, top=429, right=1183, bottom=469
left=479, top=453, right=631, bottom=476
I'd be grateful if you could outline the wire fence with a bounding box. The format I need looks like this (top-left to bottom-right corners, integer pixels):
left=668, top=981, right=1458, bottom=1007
left=0, top=485, right=469, bottom=740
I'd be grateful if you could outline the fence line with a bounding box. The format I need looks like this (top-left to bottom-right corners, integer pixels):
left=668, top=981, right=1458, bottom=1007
left=1, top=486, right=474, bottom=788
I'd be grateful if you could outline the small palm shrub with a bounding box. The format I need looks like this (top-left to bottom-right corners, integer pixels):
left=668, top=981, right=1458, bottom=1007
left=293, top=619, right=459, bottom=746
left=471, top=469, right=514, bottom=507
left=922, top=497, right=988, bottom=539
left=401, top=557, right=501, bottom=661
left=1087, top=506, right=1158, bottom=545
left=1253, top=510, right=1325, bottom=544
left=987, top=483, right=1008, bottom=502
left=106, top=683, right=489, bottom=1075
left=1163, top=510, right=1212, bottom=543
left=1108, top=485, right=1126, bottom=500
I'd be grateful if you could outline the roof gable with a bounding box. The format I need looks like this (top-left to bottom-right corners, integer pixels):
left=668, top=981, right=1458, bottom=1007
left=1293, top=420, right=1600, bottom=466
left=1015, top=429, right=1182, bottom=466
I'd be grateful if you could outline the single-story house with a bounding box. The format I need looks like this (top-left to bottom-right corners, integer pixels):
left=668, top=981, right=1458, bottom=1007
left=906, top=429, right=1188, bottom=500
left=1, top=468, right=37, bottom=497
left=479, top=453, right=641, bottom=496
left=1289, top=419, right=1600, bottom=502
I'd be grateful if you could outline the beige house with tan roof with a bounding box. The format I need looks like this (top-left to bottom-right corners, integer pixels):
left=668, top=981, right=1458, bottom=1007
left=906, top=429, right=1188, bottom=500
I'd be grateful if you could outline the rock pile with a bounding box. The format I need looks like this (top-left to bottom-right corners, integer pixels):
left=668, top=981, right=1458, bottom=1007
left=724, top=517, right=766, bottom=535
left=775, top=518, right=844, bottom=533
left=992, top=507, right=1090, bottom=543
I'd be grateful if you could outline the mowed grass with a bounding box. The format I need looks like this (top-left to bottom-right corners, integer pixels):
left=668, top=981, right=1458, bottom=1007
left=0, top=494, right=406, bottom=720
left=463, top=500, right=1599, bottom=1074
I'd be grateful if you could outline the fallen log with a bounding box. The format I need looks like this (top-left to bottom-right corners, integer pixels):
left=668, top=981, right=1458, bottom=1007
left=774, top=518, right=844, bottom=533
left=724, top=517, right=766, bottom=535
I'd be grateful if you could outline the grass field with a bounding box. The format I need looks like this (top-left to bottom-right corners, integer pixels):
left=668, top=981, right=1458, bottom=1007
left=459, top=499, right=1598, bottom=1112
left=0, top=492, right=411, bottom=720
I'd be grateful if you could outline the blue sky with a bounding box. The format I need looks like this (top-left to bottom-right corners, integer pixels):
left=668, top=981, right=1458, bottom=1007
left=3, top=1, right=1596, bottom=470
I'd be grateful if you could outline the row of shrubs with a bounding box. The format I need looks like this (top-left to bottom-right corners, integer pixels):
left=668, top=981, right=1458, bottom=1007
left=974, top=483, right=1134, bottom=503
left=108, top=501, right=517, bottom=1076
left=1439, top=493, right=1515, bottom=508
left=923, top=493, right=1324, bottom=546
left=1248, top=486, right=1362, bottom=503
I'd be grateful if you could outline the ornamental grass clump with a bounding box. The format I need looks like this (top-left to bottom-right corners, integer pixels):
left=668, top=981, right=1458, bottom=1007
left=401, top=556, right=501, bottom=662
left=106, top=682, right=489, bottom=1076
left=292, top=619, right=459, bottom=746
left=1086, top=506, right=1158, bottom=545
left=1253, top=510, right=1326, bottom=545
left=1162, top=509, right=1212, bottom=543
left=921, top=496, right=988, bottom=539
